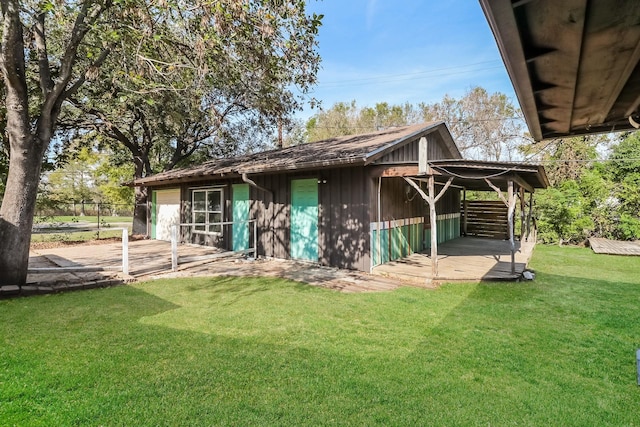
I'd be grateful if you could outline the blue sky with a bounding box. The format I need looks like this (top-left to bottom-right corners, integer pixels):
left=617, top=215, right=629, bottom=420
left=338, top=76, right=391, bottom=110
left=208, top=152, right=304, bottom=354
left=298, top=0, right=516, bottom=119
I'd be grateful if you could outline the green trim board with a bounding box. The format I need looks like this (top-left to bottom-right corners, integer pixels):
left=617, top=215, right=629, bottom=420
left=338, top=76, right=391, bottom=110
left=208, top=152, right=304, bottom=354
left=290, top=178, right=319, bottom=262
left=371, top=214, right=461, bottom=267
left=232, top=184, right=250, bottom=251
left=425, top=213, right=461, bottom=249
left=371, top=217, right=424, bottom=267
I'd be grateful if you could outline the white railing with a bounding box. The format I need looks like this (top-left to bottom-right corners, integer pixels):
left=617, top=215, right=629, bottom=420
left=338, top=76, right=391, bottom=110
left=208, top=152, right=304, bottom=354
left=171, top=220, right=258, bottom=272
left=28, top=228, right=129, bottom=275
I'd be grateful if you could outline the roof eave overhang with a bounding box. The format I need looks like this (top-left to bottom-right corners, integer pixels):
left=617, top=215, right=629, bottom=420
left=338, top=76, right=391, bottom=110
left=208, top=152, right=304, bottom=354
left=479, top=0, right=543, bottom=141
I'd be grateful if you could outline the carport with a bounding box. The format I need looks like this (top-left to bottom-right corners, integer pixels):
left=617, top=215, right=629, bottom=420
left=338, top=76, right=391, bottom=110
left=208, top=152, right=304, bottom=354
left=386, top=158, right=548, bottom=280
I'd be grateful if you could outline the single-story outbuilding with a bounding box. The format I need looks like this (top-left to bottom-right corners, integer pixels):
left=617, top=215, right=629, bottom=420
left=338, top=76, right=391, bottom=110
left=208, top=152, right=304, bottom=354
left=133, top=122, right=548, bottom=275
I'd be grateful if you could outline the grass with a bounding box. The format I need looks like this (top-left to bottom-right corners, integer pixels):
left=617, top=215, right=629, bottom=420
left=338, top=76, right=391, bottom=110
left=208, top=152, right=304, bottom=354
left=31, top=216, right=133, bottom=243
left=2, top=245, right=640, bottom=425
left=30, top=229, right=127, bottom=243
left=34, top=215, right=133, bottom=224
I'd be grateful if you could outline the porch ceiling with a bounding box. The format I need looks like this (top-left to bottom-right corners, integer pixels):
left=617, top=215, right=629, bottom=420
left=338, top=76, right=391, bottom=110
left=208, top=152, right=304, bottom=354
left=480, top=0, right=640, bottom=141
left=427, top=159, right=549, bottom=191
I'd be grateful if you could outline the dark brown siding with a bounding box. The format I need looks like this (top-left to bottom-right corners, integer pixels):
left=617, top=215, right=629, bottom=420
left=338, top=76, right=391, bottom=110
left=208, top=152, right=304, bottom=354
left=250, top=173, right=290, bottom=260
left=318, top=167, right=370, bottom=271
left=376, top=132, right=452, bottom=164
left=251, top=167, right=370, bottom=271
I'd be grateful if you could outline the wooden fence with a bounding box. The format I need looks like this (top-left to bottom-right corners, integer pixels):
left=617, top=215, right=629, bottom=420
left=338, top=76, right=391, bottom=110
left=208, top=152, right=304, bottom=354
left=461, top=200, right=508, bottom=239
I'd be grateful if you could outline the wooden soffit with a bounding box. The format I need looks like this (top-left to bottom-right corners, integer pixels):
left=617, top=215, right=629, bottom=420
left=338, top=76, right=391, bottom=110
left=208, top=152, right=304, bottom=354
left=480, top=0, right=640, bottom=141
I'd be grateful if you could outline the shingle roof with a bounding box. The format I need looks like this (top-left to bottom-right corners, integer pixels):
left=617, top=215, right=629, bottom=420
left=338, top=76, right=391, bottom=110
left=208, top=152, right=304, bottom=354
left=133, top=121, right=459, bottom=186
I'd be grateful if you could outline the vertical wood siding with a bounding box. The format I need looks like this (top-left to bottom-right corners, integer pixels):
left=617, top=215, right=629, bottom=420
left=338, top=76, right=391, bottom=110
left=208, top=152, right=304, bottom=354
left=251, top=167, right=370, bottom=271
left=368, top=175, right=462, bottom=267
left=376, top=133, right=452, bottom=164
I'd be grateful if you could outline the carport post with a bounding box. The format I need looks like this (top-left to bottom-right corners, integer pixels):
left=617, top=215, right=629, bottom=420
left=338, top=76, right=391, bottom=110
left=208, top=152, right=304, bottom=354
left=171, top=225, right=178, bottom=271
left=429, top=175, right=438, bottom=277
left=122, top=228, right=129, bottom=275
left=508, top=180, right=516, bottom=274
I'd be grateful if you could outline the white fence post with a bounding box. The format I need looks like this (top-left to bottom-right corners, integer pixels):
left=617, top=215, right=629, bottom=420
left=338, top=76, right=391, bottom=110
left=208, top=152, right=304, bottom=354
left=122, top=228, right=129, bottom=275
left=171, top=225, right=178, bottom=271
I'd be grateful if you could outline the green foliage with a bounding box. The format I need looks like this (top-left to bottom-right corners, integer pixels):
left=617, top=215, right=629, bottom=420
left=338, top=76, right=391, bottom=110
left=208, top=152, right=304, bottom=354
left=2, top=247, right=640, bottom=425
left=62, top=0, right=322, bottom=179
left=535, top=132, right=640, bottom=243
left=536, top=182, right=594, bottom=244
left=615, top=213, right=640, bottom=240
left=42, top=147, right=133, bottom=207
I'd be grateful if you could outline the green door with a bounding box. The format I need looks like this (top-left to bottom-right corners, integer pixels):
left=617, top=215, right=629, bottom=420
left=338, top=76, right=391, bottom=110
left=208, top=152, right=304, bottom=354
left=232, top=184, right=250, bottom=251
left=291, top=178, right=318, bottom=261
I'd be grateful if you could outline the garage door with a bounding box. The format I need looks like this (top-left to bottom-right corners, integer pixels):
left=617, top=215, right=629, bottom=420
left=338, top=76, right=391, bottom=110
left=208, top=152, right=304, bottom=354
left=152, top=188, right=181, bottom=241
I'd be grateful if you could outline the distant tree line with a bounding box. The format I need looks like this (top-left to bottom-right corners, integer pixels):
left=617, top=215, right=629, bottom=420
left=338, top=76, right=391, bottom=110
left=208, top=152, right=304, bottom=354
left=301, top=86, right=528, bottom=161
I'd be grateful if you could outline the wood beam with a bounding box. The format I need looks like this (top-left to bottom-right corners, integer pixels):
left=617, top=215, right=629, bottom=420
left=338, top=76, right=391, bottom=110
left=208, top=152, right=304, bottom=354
left=519, top=186, right=526, bottom=241
left=433, top=177, right=454, bottom=204
left=484, top=178, right=508, bottom=206
left=526, top=191, right=534, bottom=242
left=509, top=173, right=534, bottom=193
left=379, top=166, right=420, bottom=177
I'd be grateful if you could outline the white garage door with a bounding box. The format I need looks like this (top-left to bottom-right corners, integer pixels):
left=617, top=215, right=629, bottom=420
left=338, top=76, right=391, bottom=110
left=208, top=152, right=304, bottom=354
left=154, top=188, right=181, bottom=241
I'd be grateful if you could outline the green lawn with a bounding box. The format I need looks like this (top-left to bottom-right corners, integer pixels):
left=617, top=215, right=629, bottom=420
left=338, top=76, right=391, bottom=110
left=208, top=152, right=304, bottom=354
left=30, top=229, right=127, bottom=243
left=31, top=216, right=133, bottom=243
left=2, top=245, right=640, bottom=426
left=34, top=215, right=133, bottom=224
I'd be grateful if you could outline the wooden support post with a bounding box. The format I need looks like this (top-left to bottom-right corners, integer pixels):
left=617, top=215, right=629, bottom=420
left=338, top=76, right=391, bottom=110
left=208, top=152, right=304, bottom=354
left=519, top=186, right=525, bottom=241
left=462, top=187, right=468, bottom=236
left=507, top=180, right=516, bottom=275
left=428, top=175, right=438, bottom=277
left=526, top=192, right=534, bottom=242
left=171, top=225, right=178, bottom=271
left=122, top=228, right=129, bottom=276
left=404, top=176, right=453, bottom=279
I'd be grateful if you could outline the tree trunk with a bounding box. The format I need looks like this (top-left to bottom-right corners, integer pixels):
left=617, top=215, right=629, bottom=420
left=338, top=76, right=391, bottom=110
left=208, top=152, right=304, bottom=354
left=131, top=160, right=148, bottom=236
left=0, top=136, right=47, bottom=286
left=133, top=185, right=148, bottom=236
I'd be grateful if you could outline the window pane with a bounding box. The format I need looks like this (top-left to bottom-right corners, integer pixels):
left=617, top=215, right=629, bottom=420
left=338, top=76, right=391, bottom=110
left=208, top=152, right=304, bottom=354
left=209, top=212, right=222, bottom=233
left=194, top=212, right=205, bottom=223
left=208, top=190, right=221, bottom=212
left=193, top=191, right=206, bottom=211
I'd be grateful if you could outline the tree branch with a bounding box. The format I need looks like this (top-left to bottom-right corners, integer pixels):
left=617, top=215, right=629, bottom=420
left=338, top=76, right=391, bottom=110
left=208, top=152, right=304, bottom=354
left=33, top=11, right=53, bottom=97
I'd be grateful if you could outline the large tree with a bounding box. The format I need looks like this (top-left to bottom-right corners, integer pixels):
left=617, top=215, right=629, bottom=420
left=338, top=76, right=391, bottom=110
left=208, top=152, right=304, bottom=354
left=0, top=0, right=321, bottom=286
left=0, top=0, right=119, bottom=286
left=63, top=0, right=321, bottom=234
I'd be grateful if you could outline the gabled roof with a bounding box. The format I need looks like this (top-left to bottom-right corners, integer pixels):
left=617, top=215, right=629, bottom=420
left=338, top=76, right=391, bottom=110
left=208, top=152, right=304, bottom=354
left=480, top=0, right=640, bottom=141
left=134, top=122, right=461, bottom=186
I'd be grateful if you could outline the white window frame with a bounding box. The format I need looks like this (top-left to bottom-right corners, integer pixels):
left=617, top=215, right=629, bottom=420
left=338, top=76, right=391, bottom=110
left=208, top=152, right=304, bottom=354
left=191, top=187, right=224, bottom=235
